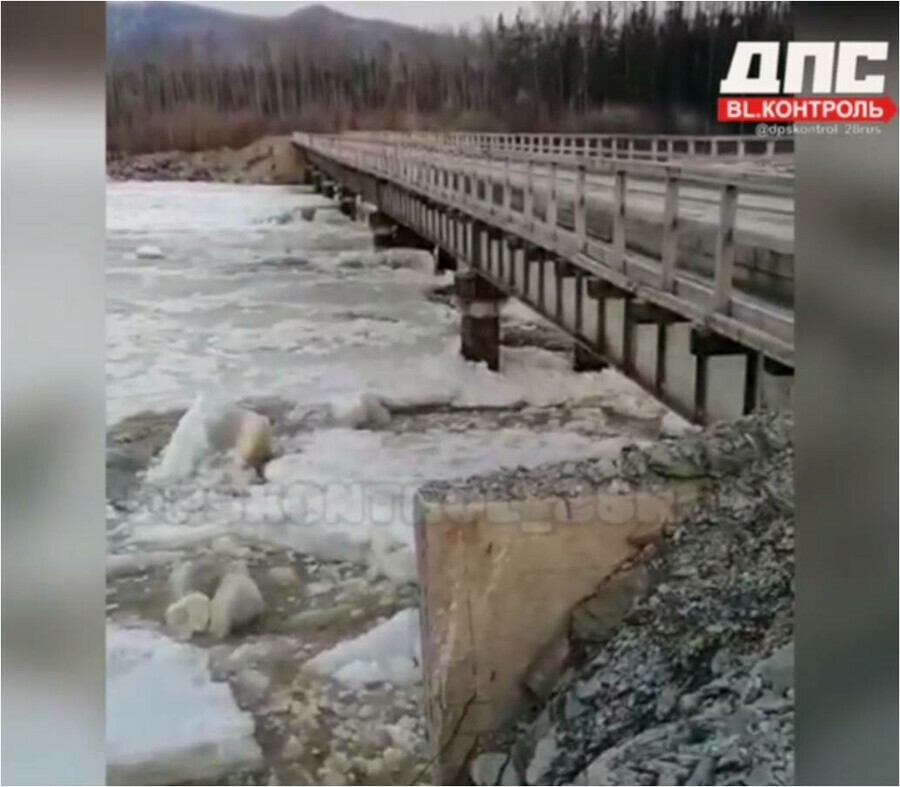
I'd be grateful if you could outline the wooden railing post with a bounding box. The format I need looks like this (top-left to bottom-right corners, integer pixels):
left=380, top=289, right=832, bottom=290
left=524, top=160, right=534, bottom=225
left=712, top=184, right=739, bottom=313
left=574, top=163, right=587, bottom=251
left=613, top=169, right=627, bottom=270
left=660, top=171, right=680, bottom=291
left=503, top=157, right=512, bottom=213
left=547, top=161, right=558, bottom=232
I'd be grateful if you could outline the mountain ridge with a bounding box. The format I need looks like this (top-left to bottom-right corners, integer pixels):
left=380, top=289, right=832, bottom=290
left=106, top=2, right=449, bottom=62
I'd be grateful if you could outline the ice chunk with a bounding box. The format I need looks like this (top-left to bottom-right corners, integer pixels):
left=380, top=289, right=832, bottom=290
left=135, top=244, right=165, bottom=259
left=330, top=392, right=391, bottom=429
left=306, top=608, right=421, bottom=687
left=148, top=395, right=273, bottom=482
left=106, top=626, right=262, bottom=784
left=660, top=410, right=700, bottom=437
left=147, top=395, right=212, bottom=482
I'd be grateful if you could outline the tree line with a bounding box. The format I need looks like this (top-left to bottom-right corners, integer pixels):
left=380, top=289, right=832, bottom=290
left=107, top=2, right=792, bottom=153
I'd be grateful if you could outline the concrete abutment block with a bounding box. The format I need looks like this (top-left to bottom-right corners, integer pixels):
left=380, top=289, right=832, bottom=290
left=414, top=479, right=703, bottom=783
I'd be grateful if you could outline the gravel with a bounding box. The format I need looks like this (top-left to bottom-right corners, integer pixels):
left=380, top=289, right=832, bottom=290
left=478, top=413, right=794, bottom=786
left=421, top=412, right=791, bottom=505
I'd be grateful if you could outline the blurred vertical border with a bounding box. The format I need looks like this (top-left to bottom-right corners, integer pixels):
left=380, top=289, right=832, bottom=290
left=794, top=2, right=899, bottom=784
left=1, top=1, right=899, bottom=785
left=1, top=2, right=107, bottom=784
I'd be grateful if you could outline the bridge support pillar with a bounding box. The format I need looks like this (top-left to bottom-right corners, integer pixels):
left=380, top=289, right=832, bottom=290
left=456, top=271, right=506, bottom=371
left=435, top=247, right=457, bottom=274
left=573, top=343, right=608, bottom=372
left=338, top=191, right=358, bottom=220
left=372, top=222, right=433, bottom=252
left=760, top=356, right=794, bottom=412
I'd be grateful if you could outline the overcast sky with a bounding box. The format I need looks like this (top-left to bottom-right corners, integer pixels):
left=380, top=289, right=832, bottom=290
left=196, top=1, right=533, bottom=31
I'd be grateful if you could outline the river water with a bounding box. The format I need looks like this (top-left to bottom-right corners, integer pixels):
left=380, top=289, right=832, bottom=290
left=105, top=181, right=667, bottom=784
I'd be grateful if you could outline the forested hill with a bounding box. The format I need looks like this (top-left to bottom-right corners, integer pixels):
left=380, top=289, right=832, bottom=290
left=106, top=2, right=792, bottom=153
left=106, top=3, right=444, bottom=62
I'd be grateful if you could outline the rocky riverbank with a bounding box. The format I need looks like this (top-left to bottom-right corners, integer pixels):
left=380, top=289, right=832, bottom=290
left=461, top=413, right=794, bottom=786
left=106, top=136, right=306, bottom=184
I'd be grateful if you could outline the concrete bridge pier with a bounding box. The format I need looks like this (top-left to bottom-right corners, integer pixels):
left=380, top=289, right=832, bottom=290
left=371, top=218, right=435, bottom=253
left=435, top=247, right=457, bottom=274
left=455, top=270, right=506, bottom=371
left=760, top=356, right=794, bottom=411
left=337, top=188, right=358, bottom=220
left=573, top=343, right=608, bottom=372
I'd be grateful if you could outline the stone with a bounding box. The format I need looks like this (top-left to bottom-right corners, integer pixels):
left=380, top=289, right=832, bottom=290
left=164, top=592, right=211, bottom=639
left=232, top=668, right=270, bottom=708
left=470, top=752, right=510, bottom=786
left=288, top=605, right=354, bottom=631
left=524, top=634, right=570, bottom=703
left=267, top=565, right=299, bottom=586
left=686, top=756, right=714, bottom=785
left=282, top=734, right=304, bottom=759
left=209, top=571, right=265, bottom=638
left=526, top=734, right=558, bottom=785
left=755, top=643, right=793, bottom=694
left=382, top=747, right=406, bottom=771
left=570, top=565, right=649, bottom=644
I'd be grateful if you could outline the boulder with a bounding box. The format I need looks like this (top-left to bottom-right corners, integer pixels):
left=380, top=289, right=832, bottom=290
left=209, top=571, right=265, bottom=638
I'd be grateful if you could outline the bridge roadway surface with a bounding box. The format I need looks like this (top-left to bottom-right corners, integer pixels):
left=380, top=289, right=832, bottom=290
left=293, top=132, right=795, bottom=423
left=323, top=136, right=794, bottom=251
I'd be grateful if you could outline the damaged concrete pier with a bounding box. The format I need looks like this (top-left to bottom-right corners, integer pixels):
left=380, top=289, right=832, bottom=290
left=414, top=455, right=704, bottom=783
left=413, top=414, right=793, bottom=784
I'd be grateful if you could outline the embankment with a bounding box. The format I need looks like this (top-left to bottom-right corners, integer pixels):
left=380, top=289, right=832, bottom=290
left=415, top=412, right=794, bottom=785
left=106, top=135, right=308, bottom=184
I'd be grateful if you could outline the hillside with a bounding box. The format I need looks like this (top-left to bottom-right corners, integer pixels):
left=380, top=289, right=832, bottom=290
left=106, top=2, right=447, bottom=63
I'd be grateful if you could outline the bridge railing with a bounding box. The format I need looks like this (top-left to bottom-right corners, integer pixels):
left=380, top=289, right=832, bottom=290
left=309, top=133, right=794, bottom=196
left=295, top=132, right=794, bottom=364
left=338, top=130, right=794, bottom=162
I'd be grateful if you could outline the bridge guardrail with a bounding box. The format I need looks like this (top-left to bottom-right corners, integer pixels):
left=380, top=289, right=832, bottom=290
left=340, top=130, right=794, bottom=162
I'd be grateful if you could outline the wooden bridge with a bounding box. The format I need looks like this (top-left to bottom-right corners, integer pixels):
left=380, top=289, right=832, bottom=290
left=292, top=131, right=794, bottom=423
